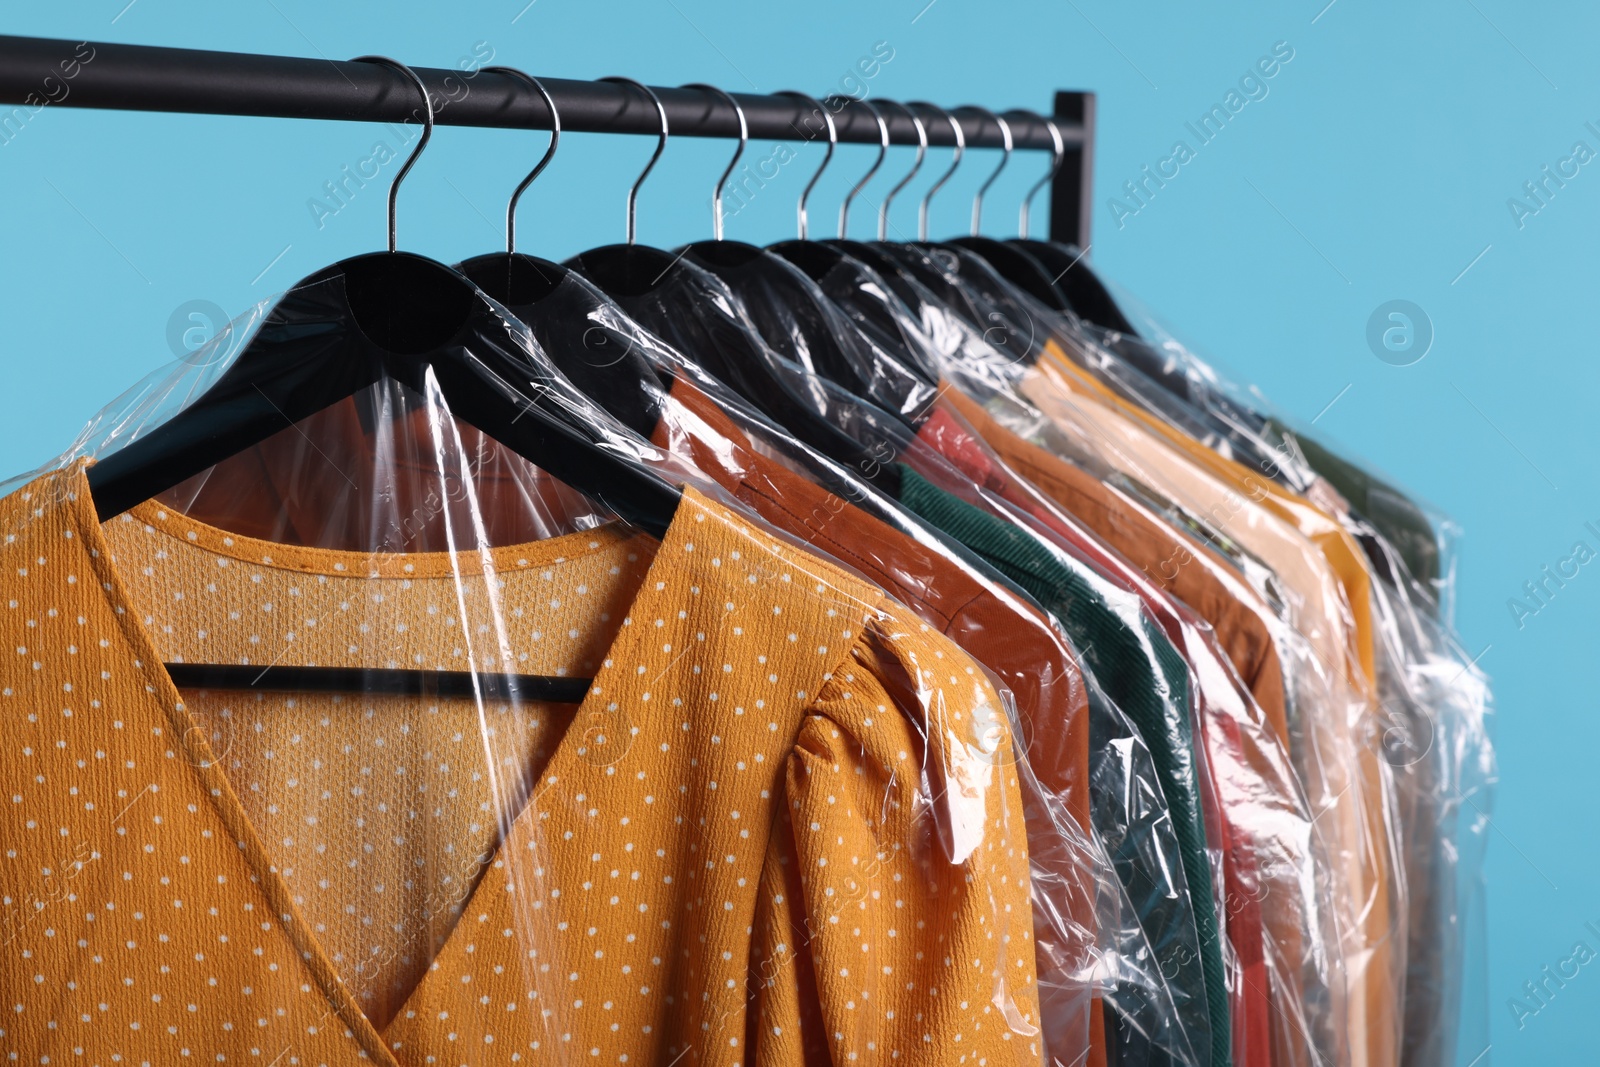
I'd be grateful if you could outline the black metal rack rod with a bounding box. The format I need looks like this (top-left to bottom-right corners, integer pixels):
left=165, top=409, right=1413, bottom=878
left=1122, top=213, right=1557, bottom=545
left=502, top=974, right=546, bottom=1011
left=0, top=35, right=1078, bottom=149
left=0, top=35, right=1095, bottom=244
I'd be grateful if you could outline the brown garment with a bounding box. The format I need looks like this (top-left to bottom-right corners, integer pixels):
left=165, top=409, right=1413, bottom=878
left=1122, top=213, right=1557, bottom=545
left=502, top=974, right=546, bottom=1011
left=941, top=387, right=1291, bottom=751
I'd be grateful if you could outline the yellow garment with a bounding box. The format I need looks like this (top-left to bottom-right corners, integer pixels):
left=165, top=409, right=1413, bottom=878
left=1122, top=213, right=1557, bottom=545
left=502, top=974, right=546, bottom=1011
left=1040, top=341, right=1378, bottom=700
left=1007, top=363, right=1400, bottom=1067
left=1021, top=357, right=1358, bottom=693
left=0, top=463, right=1041, bottom=1066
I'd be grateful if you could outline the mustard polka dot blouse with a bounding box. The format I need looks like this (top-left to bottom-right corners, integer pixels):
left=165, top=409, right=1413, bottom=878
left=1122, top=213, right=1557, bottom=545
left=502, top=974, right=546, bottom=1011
left=0, top=463, right=1041, bottom=1066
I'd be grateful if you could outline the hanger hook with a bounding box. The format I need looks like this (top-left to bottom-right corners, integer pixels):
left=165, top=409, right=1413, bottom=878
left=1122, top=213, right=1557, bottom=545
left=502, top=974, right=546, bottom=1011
left=965, top=105, right=1013, bottom=236
left=681, top=83, right=747, bottom=241
left=775, top=90, right=834, bottom=240
left=482, top=66, right=560, bottom=256
left=877, top=101, right=927, bottom=241
left=600, top=76, right=668, bottom=245
left=1014, top=110, right=1065, bottom=239
left=351, top=55, right=435, bottom=253
left=911, top=101, right=964, bottom=241
left=835, top=96, right=888, bottom=239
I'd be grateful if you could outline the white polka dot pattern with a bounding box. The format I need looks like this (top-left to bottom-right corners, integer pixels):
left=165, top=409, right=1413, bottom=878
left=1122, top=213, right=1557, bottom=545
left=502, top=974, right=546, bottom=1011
left=101, top=501, right=653, bottom=1031
left=0, top=464, right=1041, bottom=1065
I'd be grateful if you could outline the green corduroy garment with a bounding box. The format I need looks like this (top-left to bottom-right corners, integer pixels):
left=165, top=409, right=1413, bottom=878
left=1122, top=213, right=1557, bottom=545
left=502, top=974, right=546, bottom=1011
left=895, top=463, right=1231, bottom=1067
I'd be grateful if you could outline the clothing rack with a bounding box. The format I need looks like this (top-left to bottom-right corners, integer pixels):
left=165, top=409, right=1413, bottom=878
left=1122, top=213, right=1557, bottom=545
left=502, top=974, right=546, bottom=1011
left=0, top=35, right=1095, bottom=246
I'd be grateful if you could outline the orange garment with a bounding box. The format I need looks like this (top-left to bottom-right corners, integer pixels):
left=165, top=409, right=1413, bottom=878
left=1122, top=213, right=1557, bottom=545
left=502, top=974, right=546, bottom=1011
left=984, top=363, right=1397, bottom=1067
left=652, top=381, right=1093, bottom=819
left=0, top=463, right=1042, bottom=1066
left=1040, top=341, right=1379, bottom=701
left=164, top=393, right=1097, bottom=830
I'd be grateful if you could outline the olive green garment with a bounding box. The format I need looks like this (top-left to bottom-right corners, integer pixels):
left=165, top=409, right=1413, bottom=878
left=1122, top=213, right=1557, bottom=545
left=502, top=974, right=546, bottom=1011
left=1270, top=421, right=1439, bottom=591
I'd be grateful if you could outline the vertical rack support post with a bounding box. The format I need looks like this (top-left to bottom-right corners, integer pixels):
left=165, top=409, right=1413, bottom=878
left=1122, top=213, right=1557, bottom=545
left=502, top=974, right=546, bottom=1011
left=1048, top=90, right=1095, bottom=249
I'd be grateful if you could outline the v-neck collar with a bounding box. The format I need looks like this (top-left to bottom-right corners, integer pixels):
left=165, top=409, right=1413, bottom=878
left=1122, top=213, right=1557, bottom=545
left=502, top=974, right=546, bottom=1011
left=66, top=461, right=707, bottom=1065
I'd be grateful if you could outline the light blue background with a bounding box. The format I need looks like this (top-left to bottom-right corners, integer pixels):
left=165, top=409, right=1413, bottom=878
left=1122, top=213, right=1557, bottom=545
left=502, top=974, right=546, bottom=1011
left=1, top=1, right=1592, bottom=1061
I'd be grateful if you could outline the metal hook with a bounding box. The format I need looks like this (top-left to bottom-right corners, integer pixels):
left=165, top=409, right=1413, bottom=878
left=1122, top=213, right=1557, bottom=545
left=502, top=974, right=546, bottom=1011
left=877, top=100, right=927, bottom=241
left=599, top=76, right=668, bottom=245
left=965, top=105, right=1013, bottom=236
left=1014, top=111, right=1064, bottom=239
left=835, top=96, right=888, bottom=239
left=775, top=91, right=835, bottom=240
left=481, top=66, right=559, bottom=255
left=681, top=83, right=747, bottom=241
left=911, top=101, right=964, bottom=241
left=351, top=55, right=435, bottom=253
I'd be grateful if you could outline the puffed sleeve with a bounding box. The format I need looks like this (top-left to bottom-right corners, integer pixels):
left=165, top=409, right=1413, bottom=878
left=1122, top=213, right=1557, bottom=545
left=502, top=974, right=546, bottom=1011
left=748, top=617, right=1043, bottom=1066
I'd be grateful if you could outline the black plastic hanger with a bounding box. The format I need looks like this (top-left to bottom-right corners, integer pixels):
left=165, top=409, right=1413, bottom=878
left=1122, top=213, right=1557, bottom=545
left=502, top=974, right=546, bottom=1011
left=942, top=106, right=1072, bottom=310
left=670, top=85, right=842, bottom=324
left=455, top=66, right=667, bottom=439
left=564, top=85, right=906, bottom=493
left=802, top=99, right=962, bottom=304
left=87, top=56, right=682, bottom=699
left=823, top=96, right=926, bottom=272
left=457, top=65, right=569, bottom=305
left=1026, top=238, right=1140, bottom=336
left=769, top=97, right=939, bottom=387
left=881, top=103, right=1056, bottom=345
left=762, top=89, right=884, bottom=285
left=849, top=105, right=1050, bottom=368
left=859, top=103, right=985, bottom=302
left=771, top=96, right=921, bottom=288
left=763, top=89, right=849, bottom=280
left=673, top=87, right=923, bottom=416
left=563, top=77, right=685, bottom=295
left=998, top=109, right=1139, bottom=335
left=766, top=102, right=1035, bottom=384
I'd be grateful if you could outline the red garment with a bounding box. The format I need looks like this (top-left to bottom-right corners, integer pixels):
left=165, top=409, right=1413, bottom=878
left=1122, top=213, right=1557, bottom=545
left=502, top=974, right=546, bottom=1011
left=918, top=398, right=1318, bottom=1067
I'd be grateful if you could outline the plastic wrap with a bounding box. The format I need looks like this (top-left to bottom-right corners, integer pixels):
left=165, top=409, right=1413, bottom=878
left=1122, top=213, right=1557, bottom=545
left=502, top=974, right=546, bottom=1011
left=1093, top=278, right=1454, bottom=612
left=789, top=246, right=1361, bottom=1066
left=894, top=444, right=1229, bottom=1067
left=1363, top=532, right=1494, bottom=1067
left=825, top=244, right=1363, bottom=1062
left=0, top=265, right=1052, bottom=1064
left=555, top=254, right=1212, bottom=1066
left=911, top=401, right=1351, bottom=1067
left=867, top=244, right=1047, bottom=362
left=684, top=245, right=940, bottom=425
left=772, top=245, right=943, bottom=388
left=891, top=449, right=1225, bottom=1067
left=1042, top=262, right=1494, bottom=1065
left=957, top=338, right=1405, bottom=1065
left=0, top=223, right=1484, bottom=1067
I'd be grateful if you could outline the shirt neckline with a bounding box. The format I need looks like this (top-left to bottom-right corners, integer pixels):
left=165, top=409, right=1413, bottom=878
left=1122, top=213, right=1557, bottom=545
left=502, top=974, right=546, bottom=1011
left=118, top=494, right=641, bottom=579
left=67, top=461, right=705, bottom=1064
